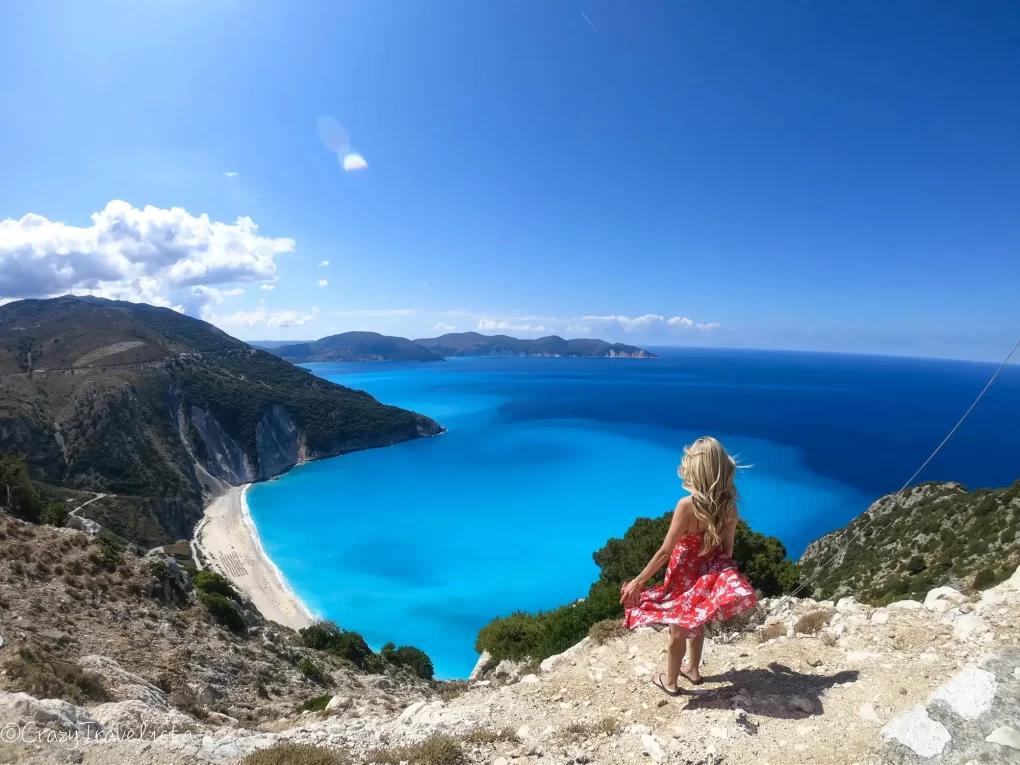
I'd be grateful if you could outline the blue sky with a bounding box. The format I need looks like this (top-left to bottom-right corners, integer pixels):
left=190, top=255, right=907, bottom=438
left=0, top=0, right=1017, bottom=360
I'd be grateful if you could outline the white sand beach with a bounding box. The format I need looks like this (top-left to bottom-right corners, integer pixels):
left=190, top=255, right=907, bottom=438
left=193, top=484, right=314, bottom=632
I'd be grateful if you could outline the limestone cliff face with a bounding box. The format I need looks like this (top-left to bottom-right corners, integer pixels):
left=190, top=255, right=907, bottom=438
left=255, top=404, right=300, bottom=480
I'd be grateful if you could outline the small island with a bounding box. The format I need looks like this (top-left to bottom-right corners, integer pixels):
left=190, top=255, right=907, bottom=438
left=414, top=332, right=657, bottom=359
left=265, top=332, right=443, bottom=363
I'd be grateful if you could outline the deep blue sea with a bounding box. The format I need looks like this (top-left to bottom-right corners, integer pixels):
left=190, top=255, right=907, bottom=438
left=247, top=348, right=1020, bottom=678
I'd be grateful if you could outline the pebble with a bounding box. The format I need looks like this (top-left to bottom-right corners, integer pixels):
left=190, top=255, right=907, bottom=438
left=710, top=726, right=728, bottom=739
left=871, top=611, right=890, bottom=625
left=858, top=702, right=881, bottom=723
left=789, top=696, right=815, bottom=714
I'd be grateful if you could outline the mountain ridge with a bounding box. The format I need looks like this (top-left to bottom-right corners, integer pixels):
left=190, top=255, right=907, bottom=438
left=0, top=296, right=442, bottom=545
left=267, top=331, right=443, bottom=363
left=414, top=331, right=657, bottom=359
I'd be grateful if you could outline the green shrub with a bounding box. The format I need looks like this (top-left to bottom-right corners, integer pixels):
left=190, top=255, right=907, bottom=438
left=299, top=621, right=377, bottom=671
left=365, top=733, right=464, bottom=765
left=199, top=591, right=247, bottom=633
left=193, top=570, right=240, bottom=600
left=41, top=502, right=69, bottom=527
left=388, top=646, right=434, bottom=680
left=972, top=568, right=997, bottom=590
left=298, top=658, right=325, bottom=683
left=4, top=646, right=110, bottom=704
left=0, top=453, right=44, bottom=522
left=296, top=693, right=333, bottom=713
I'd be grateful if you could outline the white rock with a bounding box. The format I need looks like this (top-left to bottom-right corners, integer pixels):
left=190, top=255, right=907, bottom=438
left=859, top=702, right=881, bottom=724
left=1013, top=667, right=1020, bottom=680
left=634, top=664, right=652, bottom=677
left=91, top=700, right=197, bottom=735
left=641, top=732, right=666, bottom=763
left=395, top=700, right=427, bottom=724
left=493, top=758, right=510, bottom=765
left=928, top=599, right=953, bottom=614
left=540, top=637, right=590, bottom=673
left=516, top=724, right=531, bottom=738
left=836, top=596, right=863, bottom=614
left=520, top=674, right=540, bottom=684
left=79, top=655, right=170, bottom=711
left=0, top=691, right=101, bottom=736
left=929, top=666, right=997, bottom=719
left=882, top=704, right=952, bottom=757
left=469, top=650, right=492, bottom=680
left=952, top=613, right=989, bottom=641
left=986, top=726, right=1020, bottom=750
left=324, top=695, right=350, bottom=712
left=625, top=723, right=651, bottom=735
left=924, top=586, right=967, bottom=610
left=628, top=645, right=639, bottom=660
left=711, top=726, right=729, bottom=739
left=888, top=599, right=924, bottom=610
left=871, top=611, right=890, bottom=625
left=846, top=650, right=880, bottom=662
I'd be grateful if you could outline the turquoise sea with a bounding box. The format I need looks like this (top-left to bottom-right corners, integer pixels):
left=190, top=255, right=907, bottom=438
left=247, top=348, right=1020, bottom=678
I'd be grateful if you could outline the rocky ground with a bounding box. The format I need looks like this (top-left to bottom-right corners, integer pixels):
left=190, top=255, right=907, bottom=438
left=1, top=513, right=1019, bottom=764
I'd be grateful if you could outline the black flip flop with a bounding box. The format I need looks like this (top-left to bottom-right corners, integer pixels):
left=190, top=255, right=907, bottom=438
left=679, top=667, right=704, bottom=686
left=653, top=673, right=683, bottom=697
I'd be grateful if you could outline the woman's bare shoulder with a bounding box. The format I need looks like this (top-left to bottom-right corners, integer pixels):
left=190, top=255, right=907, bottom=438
left=674, top=496, right=693, bottom=515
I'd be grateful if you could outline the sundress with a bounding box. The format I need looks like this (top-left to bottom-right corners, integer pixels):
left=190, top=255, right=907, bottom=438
left=623, top=532, right=757, bottom=638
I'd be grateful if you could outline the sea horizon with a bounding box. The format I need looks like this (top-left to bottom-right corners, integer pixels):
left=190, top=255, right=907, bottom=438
left=245, top=347, right=1020, bottom=678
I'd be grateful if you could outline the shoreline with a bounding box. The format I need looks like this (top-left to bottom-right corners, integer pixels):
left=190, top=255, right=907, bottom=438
left=193, top=483, right=315, bottom=632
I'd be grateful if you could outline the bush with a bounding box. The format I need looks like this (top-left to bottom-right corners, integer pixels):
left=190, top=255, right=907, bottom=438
left=973, top=568, right=997, bottom=590
left=0, top=453, right=44, bottom=522
left=588, top=618, right=627, bottom=645
left=41, top=502, right=69, bottom=527
left=365, top=733, right=465, bottom=765
left=4, top=646, right=110, bottom=704
left=194, top=570, right=240, bottom=600
left=793, top=609, right=834, bottom=635
left=199, top=591, right=247, bottom=633
left=243, top=743, right=351, bottom=765
left=298, top=658, right=325, bottom=683
left=388, top=646, right=434, bottom=681
left=299, top=621, right=378, bottom=671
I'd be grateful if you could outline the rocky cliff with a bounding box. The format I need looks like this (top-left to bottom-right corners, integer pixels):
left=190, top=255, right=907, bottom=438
left=1, top=507, right=1018, bottom=765
left=0, top=297, right=442, bottom=546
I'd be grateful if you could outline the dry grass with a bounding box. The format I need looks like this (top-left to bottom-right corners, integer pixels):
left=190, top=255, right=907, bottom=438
left=755, top=622, right=787, bottom=643
left=794, top=609, right=835, bottom=635
left=594, top=716, right=621, bottom=736
left=3, top=646, right=109, bottom=704
left=461, top=726, right=519, bottom=745
left=588, top=618, right=628, bottom=645
left=365, top=734, right=466, bottom=765
left=242, top=743, right=351, bottom=765
left=819, top=630, right=839, bottom=647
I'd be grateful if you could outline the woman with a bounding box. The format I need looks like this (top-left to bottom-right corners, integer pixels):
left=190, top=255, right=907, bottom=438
left=621, top=436, right=757, bottom=695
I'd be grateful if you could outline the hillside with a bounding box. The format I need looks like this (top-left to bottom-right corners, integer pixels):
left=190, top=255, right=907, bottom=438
left=2, top=505, right=1017, bottom=764
left=800, top=480, right=1020, bottom=605
left=0, top=296, right=441, bottom=546
left=269, top=332, right=443, bottom=363
left=414, top=331, right=656, bottom=358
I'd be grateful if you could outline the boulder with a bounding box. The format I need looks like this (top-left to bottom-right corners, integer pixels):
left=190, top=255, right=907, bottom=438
left=0, top=691, right=101, bottom=735
left=871, top=611, right=889, bottom=625
left=469, top=650, right=492, bottom=681
left=641, top=733, right=666, bottom=763
left=836, top=596, right=864, bottom=615
left=67, top=515, right=102, bottom=535
left=882, top=705, right=952, bottom=758
left=325, top=695, right=351, bottom=712
left=985, top=726, right=1020, bottom=751
left=887, top=599, right=923, bottom=610
left=148, top=553, right=193, bottom=603
left=90, top=699, right=199, bottom=735
left=924, top=586, right=967, bottom=611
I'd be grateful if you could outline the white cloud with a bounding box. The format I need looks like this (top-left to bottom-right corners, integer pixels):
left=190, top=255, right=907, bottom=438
left=213, top=305, right=320, bottom=329
left=0, top=200, right=294, bottom=316
left=260, top=283, right=275, bottom=291
left=434, top=322, right=455, bottom=332
left=317, top=279, right=328, bottom=287
left=668, top=316, right=693, bottom=327
left=478, top=319, right=547, bottom=333
left=696, top=322, right=721, bottom=330
left=223, top=171, right=239, bottom=178
left=318, top=260, right=329, bottom=267
left=582, top=314, right=665, bottom=332
left=342, top=153, right=368, bottom=172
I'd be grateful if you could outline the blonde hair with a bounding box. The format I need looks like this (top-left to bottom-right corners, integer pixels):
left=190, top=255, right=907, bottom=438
left=679, top=436, right=740, bottom=554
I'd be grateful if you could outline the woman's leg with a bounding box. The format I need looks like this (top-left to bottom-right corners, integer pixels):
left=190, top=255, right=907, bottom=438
left=682, top=633, right=705, bottom=682
left=665, top=624, right=689, bottom=690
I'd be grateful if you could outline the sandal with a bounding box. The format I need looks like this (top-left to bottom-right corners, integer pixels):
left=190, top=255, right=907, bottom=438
left=653, top=673, right=683, bottom=697
left=679, top=667, right=703, bottom=686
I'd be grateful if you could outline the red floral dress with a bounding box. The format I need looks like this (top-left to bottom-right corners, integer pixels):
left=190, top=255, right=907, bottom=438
left=623, top=532, right=757, bottom=638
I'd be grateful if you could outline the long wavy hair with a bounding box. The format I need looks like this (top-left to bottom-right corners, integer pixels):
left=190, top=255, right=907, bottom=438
left=679, top=436, right=741, bottom=554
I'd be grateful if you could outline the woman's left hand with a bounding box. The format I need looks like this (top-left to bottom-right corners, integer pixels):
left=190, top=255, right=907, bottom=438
left=620, top=580, right=643, bottom=606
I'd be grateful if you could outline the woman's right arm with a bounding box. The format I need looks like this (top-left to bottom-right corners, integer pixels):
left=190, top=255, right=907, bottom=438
left=722, top=509, right=739, bottom=558
left=620, top=498, right=689, bottom=605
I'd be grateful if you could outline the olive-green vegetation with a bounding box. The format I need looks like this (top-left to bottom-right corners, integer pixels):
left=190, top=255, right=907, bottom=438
left=414, top=331, right=655, bottom=359
left=270, top=331, right=443, bottom=363
left=3, top=646, right=110, bottom=705
left=0, top=296, right=440, bottom=547
left=242, top=743, right=352, bottom=765
left=475, top=514, right=800, bottom=662
left=300, top=621, right=435, bottom=680
left=193, top=570, right=241, bottom=600
left=800, top=480, right=1020, bottom=605
left=192, top=566, right=251, bottom=632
